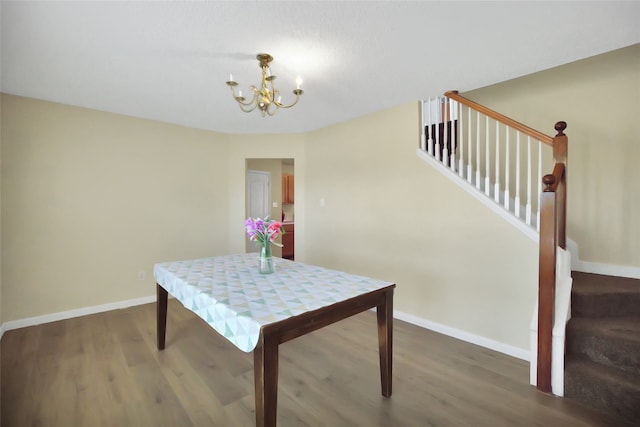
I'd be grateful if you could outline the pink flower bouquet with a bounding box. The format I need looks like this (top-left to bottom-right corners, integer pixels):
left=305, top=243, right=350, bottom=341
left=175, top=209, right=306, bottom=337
left=245, top=217, right=285, bottom=248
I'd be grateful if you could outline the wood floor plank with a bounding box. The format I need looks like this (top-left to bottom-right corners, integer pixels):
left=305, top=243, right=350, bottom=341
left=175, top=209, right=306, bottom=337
left=155, top=347, right=224, bottom=426
left=128, top=359, right=194, bottom=426
left=1, top=325, right=40, bottom=426
left=1, top=301, right=632, bottom=426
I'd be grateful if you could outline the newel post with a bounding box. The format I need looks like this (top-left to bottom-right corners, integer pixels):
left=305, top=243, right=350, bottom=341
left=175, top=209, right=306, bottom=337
left=552, top=121, right=567, bottom=249
left=536, top=121, right=567, bottom=394
left=537, top=173, right=558, bottom=393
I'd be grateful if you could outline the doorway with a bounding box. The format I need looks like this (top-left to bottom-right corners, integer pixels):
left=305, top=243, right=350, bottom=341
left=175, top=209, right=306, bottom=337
left=245, top=159, right=295, bottom=258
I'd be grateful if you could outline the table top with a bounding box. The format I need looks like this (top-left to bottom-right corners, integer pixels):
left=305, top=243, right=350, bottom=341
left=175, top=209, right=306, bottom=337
left=154, top=253, right=394, bottom=352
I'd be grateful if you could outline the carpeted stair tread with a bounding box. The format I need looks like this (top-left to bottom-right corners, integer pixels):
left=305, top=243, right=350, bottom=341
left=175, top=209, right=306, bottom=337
left=566, top=316, right=640, bottom=374
left=565, top=272, right=640, bottom=424
left=565, top=356, right=640, bottom=424
left=572, top=272, right=640, bottom=293
left=571, top=272, right=640, bottom=318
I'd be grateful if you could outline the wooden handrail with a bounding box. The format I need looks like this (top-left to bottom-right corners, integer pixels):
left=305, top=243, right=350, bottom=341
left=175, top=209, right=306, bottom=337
left=445, top=90, right=555, bottom=146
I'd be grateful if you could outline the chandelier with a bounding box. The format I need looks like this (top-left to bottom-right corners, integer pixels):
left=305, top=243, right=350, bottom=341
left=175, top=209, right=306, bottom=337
left=226, top=53, right=303, bottom=117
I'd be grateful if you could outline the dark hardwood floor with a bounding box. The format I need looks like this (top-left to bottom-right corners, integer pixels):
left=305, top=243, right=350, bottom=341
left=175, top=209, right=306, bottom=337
left=0, top=300, right=629, bottom=426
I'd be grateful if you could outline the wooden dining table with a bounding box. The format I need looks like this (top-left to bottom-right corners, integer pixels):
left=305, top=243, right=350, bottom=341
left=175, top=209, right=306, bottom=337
left=154, top=253, right=395, bottom=427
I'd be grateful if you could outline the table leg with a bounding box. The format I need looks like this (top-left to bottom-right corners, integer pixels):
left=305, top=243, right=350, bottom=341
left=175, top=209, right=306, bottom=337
left=254, top=335, right=279, bottom=427
left=377, top=288, right=393, bottom=397
left=157, top=284, right=168, bottom=350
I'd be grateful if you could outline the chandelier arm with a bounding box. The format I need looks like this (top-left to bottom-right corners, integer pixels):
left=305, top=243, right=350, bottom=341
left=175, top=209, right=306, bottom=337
left=228, top=86, right=262, bottom=112
left=274, top=92, right=302, bottom=109
left=238, top=102, right=259, bottom=113
left=266, top=101, right=278, bottom=116
left=239, top=87, right=261, bottom=107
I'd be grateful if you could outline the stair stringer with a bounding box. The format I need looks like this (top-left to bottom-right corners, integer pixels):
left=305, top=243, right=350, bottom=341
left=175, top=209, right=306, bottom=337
left=416, top=148, right=538, bottom=242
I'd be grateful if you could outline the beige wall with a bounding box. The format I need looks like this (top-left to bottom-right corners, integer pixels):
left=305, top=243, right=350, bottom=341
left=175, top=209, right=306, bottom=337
left=465, top=44, right=640, bottom=268
left=0, top=95, right=2, bottom=326
left=1, top=94, right=230, bottom=321
left=304, top=102, right=538, bottom=350
left=0, top=95, right=307, bottom=324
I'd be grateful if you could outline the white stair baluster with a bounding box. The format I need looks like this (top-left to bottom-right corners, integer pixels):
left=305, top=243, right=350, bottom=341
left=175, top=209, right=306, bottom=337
left=504, top=127, right=510, bottom=210
left=443, top=100, right=449, bottom=167
left=515, top=132, right=521, bottom=218
left=467, top=106, right=472, bottom=183
left=526, top=136, right=532, bottom=226
left=495, top=121, right=500, bottom=203
left=435, top=99, right=441, bottom=162
left=485, top=116, right=490, bottom=196
left=420, top=101, right=426, bottom=151
left=427, top=98, right=434, bottom=156
left=476, top=111, right=481, bottom=189
left=449, top=99, right=455, bottom=172
left=457, top=102, right=464, bottom=177
left=537, top=140, right=542, bottom=231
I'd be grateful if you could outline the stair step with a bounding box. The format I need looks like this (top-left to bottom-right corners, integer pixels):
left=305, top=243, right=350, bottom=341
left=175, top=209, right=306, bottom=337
left=571, top=272, right=640, bottom=318
left=565, top=357, right=640, bottom=425
left=566, top=316, right=640, bottom=374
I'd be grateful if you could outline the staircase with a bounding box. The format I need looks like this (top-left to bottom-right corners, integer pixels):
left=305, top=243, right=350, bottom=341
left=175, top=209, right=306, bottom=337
left=565, top=272, right=640, bottom=424
left=420, top=91, right=569, bottom=394
left=419, top=91, right=639, bottom=421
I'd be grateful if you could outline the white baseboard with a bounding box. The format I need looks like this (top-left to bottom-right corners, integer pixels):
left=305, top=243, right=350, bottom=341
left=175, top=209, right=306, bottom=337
left=394, top=309, right=530, bottom=361
left=0, top=295, right=156, bottom=336
left=573, top=259, right=640, bottom=279
left=566, top=239, right=640, bottom=279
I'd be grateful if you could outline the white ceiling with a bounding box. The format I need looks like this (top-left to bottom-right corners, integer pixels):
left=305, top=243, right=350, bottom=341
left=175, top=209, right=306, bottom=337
left=2, top=1, right=639, bottom=134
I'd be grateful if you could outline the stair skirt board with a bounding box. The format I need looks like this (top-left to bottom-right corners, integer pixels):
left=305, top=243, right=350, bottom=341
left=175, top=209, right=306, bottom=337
left=417, top=148, right=538, bottom=242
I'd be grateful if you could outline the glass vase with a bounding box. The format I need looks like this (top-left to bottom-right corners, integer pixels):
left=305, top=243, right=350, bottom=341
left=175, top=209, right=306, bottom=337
left=258, top=242, right=275, bottom=274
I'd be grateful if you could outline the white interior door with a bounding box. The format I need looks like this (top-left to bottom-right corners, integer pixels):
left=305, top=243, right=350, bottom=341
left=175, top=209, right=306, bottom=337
left=246, top=170, right=271, bottom=252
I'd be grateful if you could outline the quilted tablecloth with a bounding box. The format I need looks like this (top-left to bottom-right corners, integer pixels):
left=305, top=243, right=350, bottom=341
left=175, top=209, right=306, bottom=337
left=154, top=253, right=393, bottom=352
